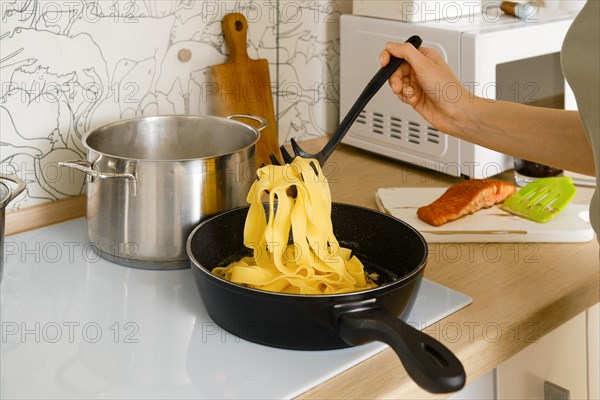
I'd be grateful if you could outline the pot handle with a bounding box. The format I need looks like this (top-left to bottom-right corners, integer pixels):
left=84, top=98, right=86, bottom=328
left=58, top=160, right=137, bottom=182
left=226, top=114, right=268, bottom=132
left=0, top=173, right=27, bottom=204
left=59, top=160, right=138, bottom=196
left=335, top=306, right=466, bottom=394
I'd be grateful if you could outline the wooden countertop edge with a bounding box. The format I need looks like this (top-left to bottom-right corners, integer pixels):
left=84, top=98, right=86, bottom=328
left=297, top=273, right=600, bottom=399
left=5, top=195, right=86, bottom=236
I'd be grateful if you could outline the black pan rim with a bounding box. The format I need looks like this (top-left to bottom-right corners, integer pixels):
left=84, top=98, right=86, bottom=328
left=186, top=202, right=428, bottom=300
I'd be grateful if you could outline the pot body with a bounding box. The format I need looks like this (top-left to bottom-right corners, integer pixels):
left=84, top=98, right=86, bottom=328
left=0, top=175, right=27, bottom=282
left=187, top=203, right=427, bottom=350
left=66, top=115, right=262, bottom=269
left=0, top=207, right=5, bottom=282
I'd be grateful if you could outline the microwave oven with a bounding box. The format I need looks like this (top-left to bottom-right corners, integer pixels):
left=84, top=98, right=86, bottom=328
left=340, top=9, right=579, bottom=178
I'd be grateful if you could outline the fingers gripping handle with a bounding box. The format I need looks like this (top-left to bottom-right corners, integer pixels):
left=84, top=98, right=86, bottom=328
left=337, top=306, right=465, bottom=394
left=356, top=35, right=423, bottom=105
left=374, top=35, right=423, bottom=88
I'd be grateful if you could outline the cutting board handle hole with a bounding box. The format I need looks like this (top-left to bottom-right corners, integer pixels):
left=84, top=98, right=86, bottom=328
left=235, top=20, right=243, bottom=31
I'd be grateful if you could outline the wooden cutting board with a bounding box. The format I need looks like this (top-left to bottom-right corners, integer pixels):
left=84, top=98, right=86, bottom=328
left=376, top=187, right=595, bottom=243
left=210, top=13, right=280, bottom=166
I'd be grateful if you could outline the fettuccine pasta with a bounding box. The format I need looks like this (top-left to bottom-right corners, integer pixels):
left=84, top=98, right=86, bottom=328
left=213, top=158, right=377, bottom=295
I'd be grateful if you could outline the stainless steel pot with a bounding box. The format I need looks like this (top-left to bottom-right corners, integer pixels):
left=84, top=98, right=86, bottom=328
left=60, top=114, right=266, bottom=270
left=0, top=174, right=27, bottom=282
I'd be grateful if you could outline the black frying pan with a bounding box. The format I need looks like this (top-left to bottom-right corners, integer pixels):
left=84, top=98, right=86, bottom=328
left=186, top=203, right=465, bottom=393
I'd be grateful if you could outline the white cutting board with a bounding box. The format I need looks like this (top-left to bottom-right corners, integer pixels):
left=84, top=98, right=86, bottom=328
left=376, top=187, right=595, bottom=243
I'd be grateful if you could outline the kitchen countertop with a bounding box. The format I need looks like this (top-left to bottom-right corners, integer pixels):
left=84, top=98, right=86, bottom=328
left=2, top=137, right=599, bottom=399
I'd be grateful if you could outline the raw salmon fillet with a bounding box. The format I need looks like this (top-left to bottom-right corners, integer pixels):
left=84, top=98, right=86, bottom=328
left=417, top=179, right=517, bottom=227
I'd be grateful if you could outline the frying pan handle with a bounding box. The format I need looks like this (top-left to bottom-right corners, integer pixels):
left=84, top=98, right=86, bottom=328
left=336, top=306, right=465, bottom=394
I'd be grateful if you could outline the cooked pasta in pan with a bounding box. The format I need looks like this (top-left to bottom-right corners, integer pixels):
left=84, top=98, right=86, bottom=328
left=213, top=158, right=377, bottom=294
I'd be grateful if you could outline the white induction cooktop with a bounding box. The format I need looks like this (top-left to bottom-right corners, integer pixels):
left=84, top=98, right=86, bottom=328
left=1, top=218, right=472, bottom=399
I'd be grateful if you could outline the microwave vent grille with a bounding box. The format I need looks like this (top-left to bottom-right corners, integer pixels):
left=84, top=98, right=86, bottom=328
left=390, top=116, right=402, bottom=139
left=350, top=109, right=452, bottom=155
left=427, top=126, right=440, bottom=144
left=358, top=109, right=440, bottom=145
left=356, top=109, right=367, bottom=125
left=372, top=112, right=385, bottom=135
left=408, top=121, right=421, bottom=144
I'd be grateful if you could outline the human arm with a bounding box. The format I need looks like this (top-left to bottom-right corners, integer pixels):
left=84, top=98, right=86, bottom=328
left=380, top=42, right=595, bottom=176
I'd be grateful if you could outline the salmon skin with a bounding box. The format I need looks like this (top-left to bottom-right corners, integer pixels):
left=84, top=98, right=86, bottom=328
left=417, top=179, right=517, bottom=227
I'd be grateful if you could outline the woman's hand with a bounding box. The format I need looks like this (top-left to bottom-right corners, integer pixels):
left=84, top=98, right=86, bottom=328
left=380, top=42, right=594, bottom=176
left=380, top=42, right=474, bottom=135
